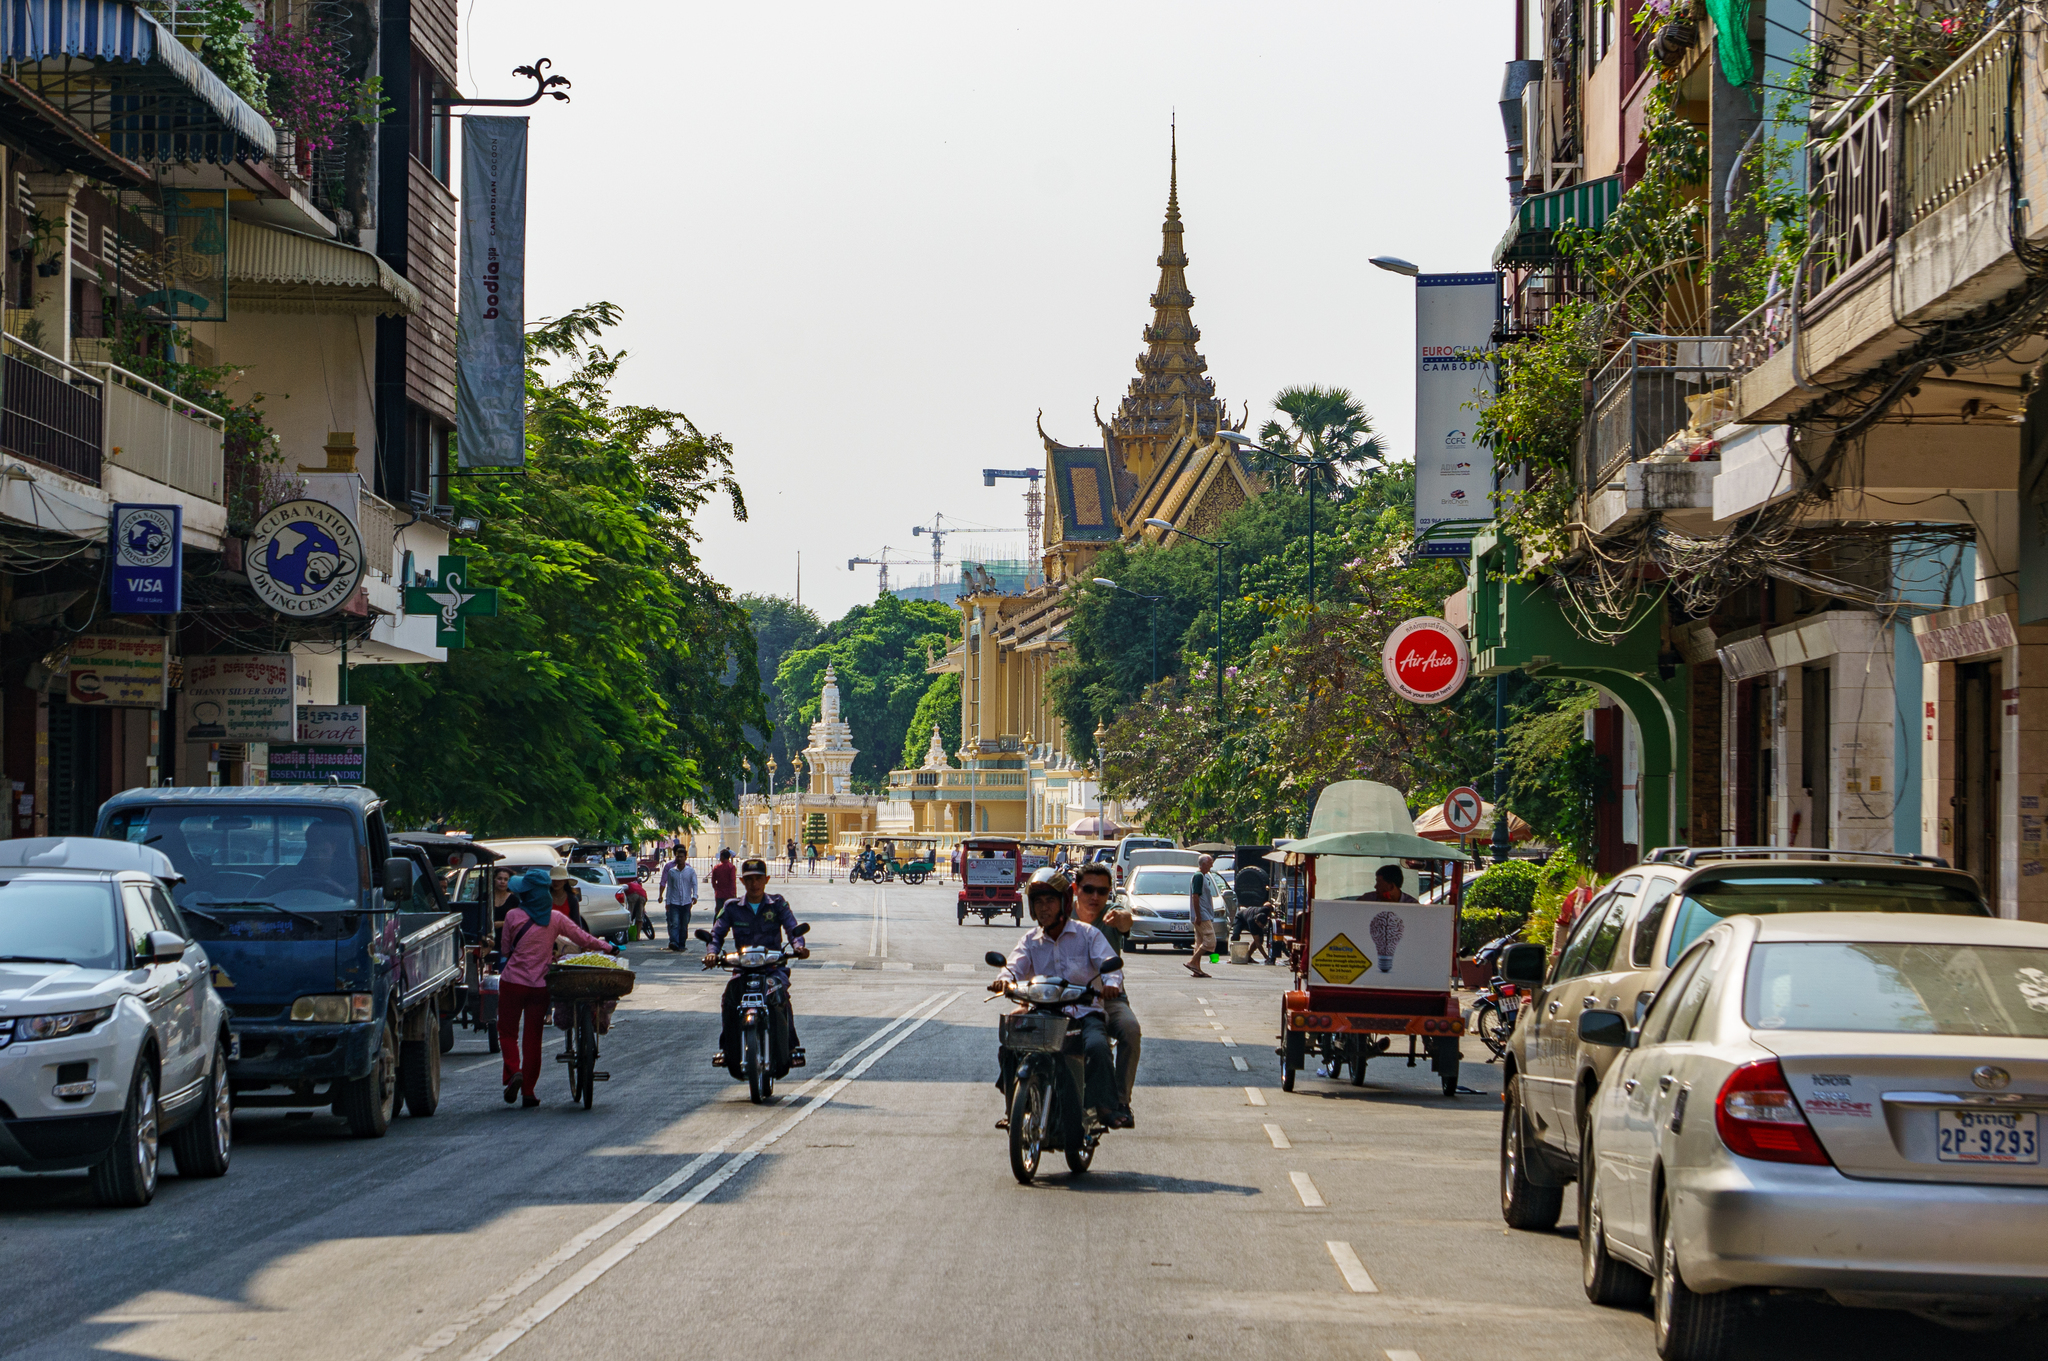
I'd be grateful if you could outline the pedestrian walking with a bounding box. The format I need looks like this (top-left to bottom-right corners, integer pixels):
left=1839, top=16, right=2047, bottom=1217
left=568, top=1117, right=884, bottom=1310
left=786, top=838, right=798, bottom=874
left=805, top=842, right=818, bottom=873
left=659, top=847, right=700, bottom=951
left=1185, top=854, right=1223, bottom=978
left=709, top=848, right=738, bottom=908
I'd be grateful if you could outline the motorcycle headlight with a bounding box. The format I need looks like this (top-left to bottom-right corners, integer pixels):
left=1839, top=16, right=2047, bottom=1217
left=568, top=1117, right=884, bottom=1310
left=289, top=993, right=374, bottom=1023
left=9, top=1006, right=115, bottom=1042
left=1022, top=983, right=1065, bottom=1005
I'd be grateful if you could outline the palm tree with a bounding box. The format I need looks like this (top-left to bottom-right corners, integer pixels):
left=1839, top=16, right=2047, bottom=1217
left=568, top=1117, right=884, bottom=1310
left=1253, top=385, right=1387, bottom=493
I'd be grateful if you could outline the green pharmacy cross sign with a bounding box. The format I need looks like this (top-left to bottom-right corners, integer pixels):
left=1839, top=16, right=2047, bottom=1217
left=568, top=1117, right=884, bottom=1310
left=403, top=555, right=499, bottom=648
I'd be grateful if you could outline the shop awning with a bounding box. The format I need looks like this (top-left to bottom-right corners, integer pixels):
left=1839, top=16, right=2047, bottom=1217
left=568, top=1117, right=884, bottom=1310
left=1492, top=174, right=1622, bottom=267
left=227, top=222, right=421, bottom=316
left=1, top=0, right=276, bottom=162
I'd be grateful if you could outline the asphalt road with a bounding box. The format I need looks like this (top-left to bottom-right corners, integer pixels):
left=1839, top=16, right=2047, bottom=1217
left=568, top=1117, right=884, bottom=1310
left=2, top=874, right=2042, bottom=1361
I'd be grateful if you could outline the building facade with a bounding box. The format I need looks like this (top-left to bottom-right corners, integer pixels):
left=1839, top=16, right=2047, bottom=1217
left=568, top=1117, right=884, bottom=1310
left=694, top=666, right=881, bottom=859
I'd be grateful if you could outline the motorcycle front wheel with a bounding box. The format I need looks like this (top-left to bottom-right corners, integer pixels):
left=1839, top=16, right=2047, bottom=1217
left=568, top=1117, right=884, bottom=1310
left=745, top=1027, right=773, bottom=1104
left=1008, top=1072, right=1044, bottom=1184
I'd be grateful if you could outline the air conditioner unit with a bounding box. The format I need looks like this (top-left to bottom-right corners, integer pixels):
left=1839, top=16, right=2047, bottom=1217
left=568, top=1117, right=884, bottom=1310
left=1521, top=78, right=1547, bottom=176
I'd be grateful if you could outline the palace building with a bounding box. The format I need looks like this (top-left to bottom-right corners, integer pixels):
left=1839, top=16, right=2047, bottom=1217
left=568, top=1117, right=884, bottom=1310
left=887, top=134, right=1261, bottom=840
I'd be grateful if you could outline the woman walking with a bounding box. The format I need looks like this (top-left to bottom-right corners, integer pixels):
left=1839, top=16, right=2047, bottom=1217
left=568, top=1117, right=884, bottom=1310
left=496, top=867, right=616, bottom=1108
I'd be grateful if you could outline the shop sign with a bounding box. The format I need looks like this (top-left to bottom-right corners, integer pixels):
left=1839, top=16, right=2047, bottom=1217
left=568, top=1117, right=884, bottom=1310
left=267, top=744, right=367, bottom=785
left=183, top=654, right=295, bottom=742
left=1915, top=611, right=2018, bottom=664
left=296, top=704, right=366, bottom=744
left=109, top=504, right=182, bottom=613
left=246, top=499, right=365, bottom=618
left=402, top=554, right=499, bottom=648
left=1382, top=617, right=1469, bottom=704
left=64, top=635, right=168, bottom=709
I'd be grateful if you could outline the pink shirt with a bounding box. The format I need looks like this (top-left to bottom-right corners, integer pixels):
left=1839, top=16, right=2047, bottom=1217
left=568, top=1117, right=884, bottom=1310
left=497, top=907, right=608, bottom=989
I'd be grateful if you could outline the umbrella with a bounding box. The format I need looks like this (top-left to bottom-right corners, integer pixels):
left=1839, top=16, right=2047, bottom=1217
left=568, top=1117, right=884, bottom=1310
left=1068, top=815, right=1123, bottom=838
left=1413, top=799, right=1535, bottom=844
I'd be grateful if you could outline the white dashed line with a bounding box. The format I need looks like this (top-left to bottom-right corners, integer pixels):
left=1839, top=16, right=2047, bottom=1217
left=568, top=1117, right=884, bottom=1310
left=1385, top=1352, right=1420, bottom=1361
left=1231, top=1056, right=1248, bottom=1071
left=1327, top=1241, right=1378, bottom=1293
left=1263, top=1123, right=1290, bottom=1149
left=1220, top=1036, right=1237, bottom=1048
left=1244, top=1086, right=1266, bottom=1105
left=1203, top=1009, right=1216, bottom=1016
left=1290, top=1172, right=1324, bottom=1207
left=1195, top=996, right=1209, bottom=1004
left=1210, top=1022, right=1224, bottom=1030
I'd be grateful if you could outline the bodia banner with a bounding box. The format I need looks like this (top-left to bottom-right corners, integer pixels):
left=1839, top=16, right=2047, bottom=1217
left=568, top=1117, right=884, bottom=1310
left=457, top=116, right=528, bottom=468
left=1413, top=272, right=1498, bottom=556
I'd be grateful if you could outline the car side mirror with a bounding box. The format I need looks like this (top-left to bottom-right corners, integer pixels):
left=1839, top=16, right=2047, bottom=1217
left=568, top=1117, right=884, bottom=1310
left=1499, top=942, right=1548, bottom=987
left=141, top=930, right=188, bottom=964
left=382, top=857, right=416, bottom=904
left=984, top=951, right=1007, bottom=968
left=1578, top=1009, right=1635, bottom=1049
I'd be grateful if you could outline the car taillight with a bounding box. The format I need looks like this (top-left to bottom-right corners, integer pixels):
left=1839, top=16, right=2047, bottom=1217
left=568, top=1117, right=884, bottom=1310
left=1714, top=1058, right=1831, bottom=1166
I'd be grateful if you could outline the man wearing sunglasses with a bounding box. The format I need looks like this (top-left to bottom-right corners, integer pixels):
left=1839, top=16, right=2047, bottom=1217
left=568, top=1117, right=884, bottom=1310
left=1072, top=862, right=1142, bottom=1118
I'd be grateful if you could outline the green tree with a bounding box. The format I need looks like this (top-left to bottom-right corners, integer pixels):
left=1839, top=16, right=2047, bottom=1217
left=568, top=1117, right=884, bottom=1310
left=773, top=593, right=958, bottom=789
left=900, top=672, right=961, bottom=768
left=737, top=594, right=823, bottom=768
left=351, top=303, right=763, bottom=835
left=1252, top=384, right=1387, bottom=490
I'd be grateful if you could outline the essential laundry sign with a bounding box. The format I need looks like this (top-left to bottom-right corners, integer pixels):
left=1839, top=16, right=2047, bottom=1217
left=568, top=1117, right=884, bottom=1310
left=64, top=635, right=168, bottom=709
left=1413, top=272, right=1498, bottom=556
left=268, top=744, right=367, bottom=785
left=246, top=500, right=364, bottom=618
left=457, top=116, right=529, bottom=468
left=110, top=504, right=182, bottom=613
left=183, top=654, right=295, bottom=742
left=1382, top=617, right=1469, bottom=704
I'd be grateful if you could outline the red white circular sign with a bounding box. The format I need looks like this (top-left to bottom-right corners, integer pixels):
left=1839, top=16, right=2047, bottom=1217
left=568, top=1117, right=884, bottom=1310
left=1382, top=617, right=1469, bottom=704
left=1444, top=786, right=1484, bottom=835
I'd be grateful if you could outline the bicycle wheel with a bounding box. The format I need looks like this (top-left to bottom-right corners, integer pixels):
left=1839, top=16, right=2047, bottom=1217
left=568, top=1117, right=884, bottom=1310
left=564, top=1023, right=583, bottom=1105
left=1472, top=1000, right=1511, bottom=1059
left=576, top=1005, right=597, bottom=1110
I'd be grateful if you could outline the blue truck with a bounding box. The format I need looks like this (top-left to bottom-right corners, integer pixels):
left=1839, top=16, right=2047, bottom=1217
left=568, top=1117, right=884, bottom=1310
left=96, top=787, right=461, bottom=1137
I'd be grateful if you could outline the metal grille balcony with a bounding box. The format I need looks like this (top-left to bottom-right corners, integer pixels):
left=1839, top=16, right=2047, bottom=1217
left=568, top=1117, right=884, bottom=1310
left=1580, top=335, right=1731, bottom=491
left=1, top=335, right=103, bottom=483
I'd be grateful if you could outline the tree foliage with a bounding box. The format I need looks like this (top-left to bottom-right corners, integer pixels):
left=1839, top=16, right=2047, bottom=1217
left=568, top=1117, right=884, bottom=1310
left=736, top=594, right=823, bottom=768
left=901, top=672, right=961, bottom=769
left=1252, top=384, right=1387, bottom=490
left=352, top=303, right=764, bottom=836
left=772, top=592, right=958, bottom=790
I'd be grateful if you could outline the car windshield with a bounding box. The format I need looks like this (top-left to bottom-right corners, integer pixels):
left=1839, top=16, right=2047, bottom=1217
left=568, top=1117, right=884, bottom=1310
left=0, top=878, right=122, bottom=969
left=1124, top=840, right=1171, bottom=855
left=104, top=805, right=364, bottom=911
left=1130, top=870, right=1197, bottom=895
left=1668, top=877, right=1989, bottom=964
left=1745, top=941, right=2048, bottom=1038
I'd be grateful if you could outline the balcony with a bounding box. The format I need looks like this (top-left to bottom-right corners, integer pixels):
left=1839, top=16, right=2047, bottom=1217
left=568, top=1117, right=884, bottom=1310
left=0, top=335, right=102, bottom=483
left=84, top=363, right=224, bottom=501
left=1581, top=335, right=1731, bottom=487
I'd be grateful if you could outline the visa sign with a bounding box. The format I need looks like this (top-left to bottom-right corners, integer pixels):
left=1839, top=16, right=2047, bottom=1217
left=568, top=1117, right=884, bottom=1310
left=110, top=504, right=182, bottom=614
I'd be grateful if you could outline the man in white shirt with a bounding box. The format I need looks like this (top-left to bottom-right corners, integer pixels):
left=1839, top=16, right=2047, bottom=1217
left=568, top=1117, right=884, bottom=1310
left=658, top=849, right=700, bottom=951
left=990, top=869, right=1130, bottom=1130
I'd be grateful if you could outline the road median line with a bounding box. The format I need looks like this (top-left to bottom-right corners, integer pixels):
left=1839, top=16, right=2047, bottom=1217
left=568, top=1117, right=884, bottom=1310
left=1326, top=1240, right=1378, bottom=1293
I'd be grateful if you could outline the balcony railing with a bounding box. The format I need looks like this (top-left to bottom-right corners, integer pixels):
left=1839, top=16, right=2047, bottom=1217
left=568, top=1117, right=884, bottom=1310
left=1904, top=26, right=2016, bottom=228
left=1, top=335, right=103, bottom=483
left=84, top=363, right=224, bottom=502
left=1805, top=92, right=1896, bottom=310
left=1580, top=335, right=1732, bottom=490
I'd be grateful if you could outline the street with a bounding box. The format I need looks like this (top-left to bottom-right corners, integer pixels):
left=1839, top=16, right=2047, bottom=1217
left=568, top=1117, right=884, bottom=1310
left=1, top=875, right=2036, bottom=1361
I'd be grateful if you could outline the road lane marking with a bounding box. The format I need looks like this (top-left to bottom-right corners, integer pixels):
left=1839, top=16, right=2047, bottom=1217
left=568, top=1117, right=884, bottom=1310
left=1290, top=1172, right=1325, bottom=1207
left=457, top=990, right=965, bottom=1361
left=1210, top=1022, right=1224, bottom=1030
left=1386, top=1352, right=1420, bottom=1361
left=398, top=992, right=948, bottom=1361
left=1220, top=1036, right=1237, bottom=1047
left=1245, top=1086, right=1266, bottom=1106
left=1195, top=996, right=1208, bottom=1004
left=1326, top=1242, right=1378, bottom=1293
left=1203, top=1009, right=1215, bottom=1016
left=1231, top=1056, right=1248, bottom=1071
left=1263, top=1123, right=1290, bottom=1149
left=867, top=883, right=888, bottom=958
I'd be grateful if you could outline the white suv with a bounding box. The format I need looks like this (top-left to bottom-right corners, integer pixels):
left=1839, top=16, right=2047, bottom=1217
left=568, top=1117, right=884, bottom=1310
left=0, top=838, right=233, bottom=1205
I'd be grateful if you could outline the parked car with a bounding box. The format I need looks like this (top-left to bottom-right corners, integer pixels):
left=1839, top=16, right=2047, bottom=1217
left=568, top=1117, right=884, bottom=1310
left=1498, top=848, right=1992, bottom=1233
left=0, top=838, right=233, bottom=1205
left=1576, top=912, right=2048, bottom=1358
left=563, top=863, right=634, bottom=942
left=1115, top=866, right=1202, bottom=950
left=1112, top=834, right=1175, bottom=885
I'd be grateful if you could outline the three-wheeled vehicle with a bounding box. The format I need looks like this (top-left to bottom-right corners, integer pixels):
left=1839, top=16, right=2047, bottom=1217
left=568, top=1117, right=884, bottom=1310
left=890, top=836, right=941, bottom=885
left=1271, top=781, right=1471, bottom=1098
left=394, top=832, right=504, bottom=1052
left=957, top=837, right=1022, bottom=924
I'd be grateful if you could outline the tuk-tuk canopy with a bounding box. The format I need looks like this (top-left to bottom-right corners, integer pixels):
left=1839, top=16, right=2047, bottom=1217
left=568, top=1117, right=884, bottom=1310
left=1282, top=829, right=1469, bottom=862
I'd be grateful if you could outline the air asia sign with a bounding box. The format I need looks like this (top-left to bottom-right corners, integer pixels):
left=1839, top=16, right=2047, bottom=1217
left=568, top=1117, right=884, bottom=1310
left=1382, top=617, right=1469, bottom=704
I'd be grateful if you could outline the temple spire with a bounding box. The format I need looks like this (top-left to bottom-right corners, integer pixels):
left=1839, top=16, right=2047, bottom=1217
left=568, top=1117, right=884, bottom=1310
left=1167, top=114, right=1179, bottom=226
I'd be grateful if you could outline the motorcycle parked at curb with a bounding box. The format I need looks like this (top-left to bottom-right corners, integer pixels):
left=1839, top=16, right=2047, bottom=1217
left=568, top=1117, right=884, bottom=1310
left=1468, top=928, right=1524, bottom=1061
left=697, top=925, right=810, bottom=1103
left=985, top=948, right=1124, bottom=1185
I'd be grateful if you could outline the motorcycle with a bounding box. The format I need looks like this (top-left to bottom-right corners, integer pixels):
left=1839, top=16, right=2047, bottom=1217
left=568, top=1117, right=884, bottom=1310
left=849, top=858, right=887, bottom=884
left=696, top=925, right=810, bottom=1103
left=1468, top=928, right=1525, bottom=1061
left=984, top=947, right=1123, bottom=1185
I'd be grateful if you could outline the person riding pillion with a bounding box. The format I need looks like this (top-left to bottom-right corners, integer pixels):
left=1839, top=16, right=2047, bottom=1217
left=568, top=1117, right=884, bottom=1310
left=989, top=866, right=1132, bottom=1131
left=705, top=856, right=809, bottom=1069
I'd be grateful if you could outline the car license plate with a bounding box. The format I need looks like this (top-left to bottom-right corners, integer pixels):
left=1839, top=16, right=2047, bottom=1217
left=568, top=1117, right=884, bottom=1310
left=1500, top=1000, right=1519, bottom=1027
left=1937, top=1110, right=2039, bottom=1163
left=227, top=1032, right=241, bottom=1061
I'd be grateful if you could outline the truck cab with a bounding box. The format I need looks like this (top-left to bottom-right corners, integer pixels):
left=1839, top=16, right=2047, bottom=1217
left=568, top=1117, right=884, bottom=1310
left=96, top=787, right=460, bottom=1138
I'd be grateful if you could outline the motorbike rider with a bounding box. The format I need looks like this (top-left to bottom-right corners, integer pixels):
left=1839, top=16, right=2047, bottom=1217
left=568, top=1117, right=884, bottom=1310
left=705, top=856, right=809, bottom=1069
left=1071, top=861, right=1141, bottom=1119
left=989, top=867, right=1131, bottom=1131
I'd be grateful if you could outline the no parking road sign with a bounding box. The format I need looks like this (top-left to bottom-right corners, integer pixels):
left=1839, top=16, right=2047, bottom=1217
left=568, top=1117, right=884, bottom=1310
left=1443, top=786, right=1484, bottom=836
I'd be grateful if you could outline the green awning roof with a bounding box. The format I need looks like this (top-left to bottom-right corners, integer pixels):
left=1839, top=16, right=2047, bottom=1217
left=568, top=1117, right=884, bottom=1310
left=1492, top=175, right=1622, bottom=267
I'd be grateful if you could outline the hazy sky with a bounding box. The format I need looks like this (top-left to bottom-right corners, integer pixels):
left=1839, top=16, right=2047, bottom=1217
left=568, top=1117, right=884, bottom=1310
left=467, top=2, right=1509, bottom=621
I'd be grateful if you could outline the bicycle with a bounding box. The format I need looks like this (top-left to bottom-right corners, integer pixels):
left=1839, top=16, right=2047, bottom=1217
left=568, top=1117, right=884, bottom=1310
left=547, top=962, right=636, bottom=1109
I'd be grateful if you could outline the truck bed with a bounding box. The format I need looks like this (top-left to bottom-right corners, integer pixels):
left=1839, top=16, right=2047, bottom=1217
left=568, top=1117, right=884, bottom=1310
left=394, top=912, right=462, bottom=1009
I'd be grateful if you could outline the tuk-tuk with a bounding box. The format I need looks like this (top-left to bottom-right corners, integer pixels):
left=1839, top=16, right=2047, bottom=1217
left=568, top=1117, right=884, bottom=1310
left=890, top=836, right=940, bottom=885
left=1271, top=781, right=1471, bottom=1098
left=957, top=837, right=1022, bottom=925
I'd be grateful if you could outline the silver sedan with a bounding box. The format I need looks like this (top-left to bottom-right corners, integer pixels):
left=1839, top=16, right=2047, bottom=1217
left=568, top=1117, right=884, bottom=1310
left=1576, top=912, right=2048, bottom=1360
left=1115, top=868, right=1201, bottom=950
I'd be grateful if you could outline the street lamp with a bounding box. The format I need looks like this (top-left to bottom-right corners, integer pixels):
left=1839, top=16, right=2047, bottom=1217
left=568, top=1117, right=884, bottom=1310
left=1369, top=255, right=1421, bottom=276
left=1145, top=517, right=1231, bottom=723
left=1216, top=431, right=1356, bottom=608
left=1091, top=577, right=1161, bottom=685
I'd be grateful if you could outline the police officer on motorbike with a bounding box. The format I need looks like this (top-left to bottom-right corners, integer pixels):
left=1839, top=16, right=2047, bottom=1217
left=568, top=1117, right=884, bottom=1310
left=705, top=857, right=809, bottom=1069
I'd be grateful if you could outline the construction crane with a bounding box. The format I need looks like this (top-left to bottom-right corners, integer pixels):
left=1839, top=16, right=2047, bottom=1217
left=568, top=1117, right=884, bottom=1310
left=911, top=515, right=1024, bottom=596
left=847, top=547, right=920, bottom=596
left=982, top=468, right=1044, bottom=588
